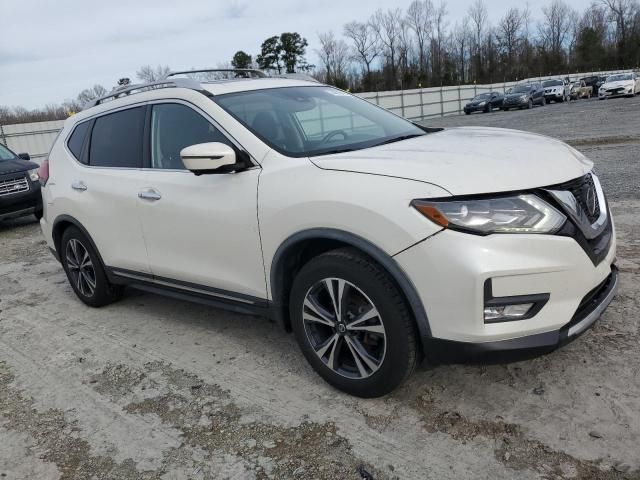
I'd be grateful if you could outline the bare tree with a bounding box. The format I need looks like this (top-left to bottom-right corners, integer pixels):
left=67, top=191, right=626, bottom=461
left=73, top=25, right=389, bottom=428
left=76, top=85, right=108, bottom=105
left=431, top=1, right=449, bottom=83
left=453, top=17, right=471, bottom=83
left=343, top=21, right=380, bottom=87
left=136, top=65, right=171, bottom=83
left=497, top=8, right=525, bottom=67
left=317, top=31, right=351, bottom=87
left=370, top=8, right=403, bottom=86
left=539, top=0, right=574, bottom=61
left=468, top=0, right=488, bottom=79
left=406, top=0, right=435, bottom=76
left=601, top=0, right=639, bottom=63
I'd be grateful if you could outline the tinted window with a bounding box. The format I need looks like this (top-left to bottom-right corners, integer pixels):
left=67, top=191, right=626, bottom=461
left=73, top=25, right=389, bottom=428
left=151, top=103, right=231, bottom=170
left=89, top=107, right=145, bottom=168
left=67, top=121, right=91, bottom=163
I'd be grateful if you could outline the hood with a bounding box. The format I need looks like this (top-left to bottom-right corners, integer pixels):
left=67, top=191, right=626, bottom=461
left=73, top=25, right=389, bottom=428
left=0, top=158, right=38, bottom=176
left=505, top=91, right=530, bottom=98
left=310, top=127, right=593, bottom=196
left=602, top=80, right=633, bottom=89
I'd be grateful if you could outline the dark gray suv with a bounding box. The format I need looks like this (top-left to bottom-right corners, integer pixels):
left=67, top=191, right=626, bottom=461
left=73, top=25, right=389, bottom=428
left=501, top=83, right=546, bottom=110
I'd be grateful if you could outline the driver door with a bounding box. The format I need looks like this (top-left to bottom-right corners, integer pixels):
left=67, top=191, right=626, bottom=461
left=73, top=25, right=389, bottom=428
left=137, top=102, right=266, bottom=300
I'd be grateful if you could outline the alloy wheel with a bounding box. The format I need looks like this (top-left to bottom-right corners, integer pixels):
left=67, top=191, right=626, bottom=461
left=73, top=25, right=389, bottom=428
left=65, top=238, right=97, bottom=297
left=302, top=278, right=387, bottom=379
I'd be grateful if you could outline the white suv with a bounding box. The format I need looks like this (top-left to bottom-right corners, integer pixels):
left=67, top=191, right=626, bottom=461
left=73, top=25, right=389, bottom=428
left=39, top=70, right=618, bottom=397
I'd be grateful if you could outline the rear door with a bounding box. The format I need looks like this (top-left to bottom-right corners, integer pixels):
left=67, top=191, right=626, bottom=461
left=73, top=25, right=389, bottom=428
left=66, top=106, right=150, bottom=273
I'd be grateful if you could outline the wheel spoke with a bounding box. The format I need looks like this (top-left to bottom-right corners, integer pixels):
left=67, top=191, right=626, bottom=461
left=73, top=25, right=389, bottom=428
left=346, top=336, right=380, bottom=374
left=315, top=333, right=339, bottom=359
left=303, top=298, right=335, bottom=327
left=76, top=270, right=85, bottom=295
left=324, top=278, right=347, bottom=322
left=83, top=269, right=97, bottom=290
left=80, top=250, right=92, bottom=269
left=66, top=254, right=79, bottom=270
left=344, top=336, right=368, bottom=378
left=347, top=324, right=385, bottom=334
left=346, top=305, right=380, bottom=328
left=327, top=336, right=343, bottom=371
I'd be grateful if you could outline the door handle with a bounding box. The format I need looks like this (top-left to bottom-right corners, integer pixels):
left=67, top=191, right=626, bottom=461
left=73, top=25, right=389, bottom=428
left=71, top=181, right=87, bottom=191
left=138, top=189, right=162, bottom=201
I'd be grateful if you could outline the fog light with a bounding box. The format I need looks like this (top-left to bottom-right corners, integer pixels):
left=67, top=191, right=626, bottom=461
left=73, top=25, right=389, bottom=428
left=484, top=303, right=534, bottom=322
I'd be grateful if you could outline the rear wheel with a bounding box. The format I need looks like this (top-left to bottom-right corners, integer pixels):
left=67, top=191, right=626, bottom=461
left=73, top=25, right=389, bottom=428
left=290, top=248, right=418, bottom=397
left=60, top=227, right=123, bottom=307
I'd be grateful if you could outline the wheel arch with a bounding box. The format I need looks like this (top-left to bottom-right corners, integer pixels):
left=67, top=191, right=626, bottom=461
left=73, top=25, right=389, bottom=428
left=52, top=215, right=107, bottom=269
left=269, top=228, right=432, bottom=340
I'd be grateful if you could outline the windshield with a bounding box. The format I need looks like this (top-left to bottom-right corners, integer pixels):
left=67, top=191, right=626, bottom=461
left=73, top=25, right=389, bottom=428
left=214, top=86, right=425, bottom=157
left=511, top=85, right=532, bottom=93
left=543, top=80, right=563, bottom=87
left=607, top=74, right=632, bottom=82
left=0, top=143, right=16, bottom=161
left=471, top=93, right=491, bottom=101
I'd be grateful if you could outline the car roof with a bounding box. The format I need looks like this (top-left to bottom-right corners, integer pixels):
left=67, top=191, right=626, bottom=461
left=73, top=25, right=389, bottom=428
left=200, top=77, right=320, bottom=95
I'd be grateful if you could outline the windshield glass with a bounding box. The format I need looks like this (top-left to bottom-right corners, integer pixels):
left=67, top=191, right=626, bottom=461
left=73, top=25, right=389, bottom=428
left=214, top=86, right=425, bottom=157
left=0, top=143, right=16, bottom=161
left=511, top=85, right=532, bottom=93
left=543, top=80, right=563, bottom=87
left=472, top=93, right=491, bottom=101
left=607, top=74, right=632, bottom=82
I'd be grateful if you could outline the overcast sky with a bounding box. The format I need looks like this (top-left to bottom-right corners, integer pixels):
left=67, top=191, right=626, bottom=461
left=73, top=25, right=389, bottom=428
left=2, top=0, right=593, bottom=109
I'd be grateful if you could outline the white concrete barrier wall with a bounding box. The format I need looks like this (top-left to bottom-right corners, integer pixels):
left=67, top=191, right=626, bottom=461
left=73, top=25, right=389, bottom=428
left=0, top=69, right=632, bottom=161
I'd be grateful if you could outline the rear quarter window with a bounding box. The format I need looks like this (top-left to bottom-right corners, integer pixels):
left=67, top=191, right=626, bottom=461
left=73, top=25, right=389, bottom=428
left=67, top=121, right=91, bottom=163
left=89, top=107, right=145, bottom=168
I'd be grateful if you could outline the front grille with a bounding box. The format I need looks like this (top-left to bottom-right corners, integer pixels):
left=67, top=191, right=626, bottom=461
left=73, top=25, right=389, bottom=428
left=0, top=176, right=29, bottom=196
left=567, top=174, right=600, bottom=223
left=544, top=173, right=611, bottom=266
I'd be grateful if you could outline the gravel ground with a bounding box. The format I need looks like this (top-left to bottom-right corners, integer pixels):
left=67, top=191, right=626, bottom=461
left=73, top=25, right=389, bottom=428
left=1, top=97, right=639, bottom=480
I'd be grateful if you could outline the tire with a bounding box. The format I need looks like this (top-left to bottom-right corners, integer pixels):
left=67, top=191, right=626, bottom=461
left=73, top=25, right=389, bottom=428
left=60, top=226, right=123, bottom=307
left=541, top=97, right=546, bottom=106
left=289, top=248, right=418, bottom=398
left=484, top=105, right=491, bottom=113
left=527, top=99, right=533, bottom=109
left=464, top=111, right=470, bottom=115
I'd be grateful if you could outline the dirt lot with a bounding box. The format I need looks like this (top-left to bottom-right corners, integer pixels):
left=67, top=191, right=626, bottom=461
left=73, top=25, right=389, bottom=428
left=1, top=97, right=639, bottom=480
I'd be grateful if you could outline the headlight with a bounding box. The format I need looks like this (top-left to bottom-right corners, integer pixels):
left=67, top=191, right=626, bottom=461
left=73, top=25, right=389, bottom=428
left=28, top=169, right=39, bottom=182
left=411, top=194, right=566, bottom=235
left=478, top=101, right=486, bottom=106
left=520, top=95, right=528, bottom=100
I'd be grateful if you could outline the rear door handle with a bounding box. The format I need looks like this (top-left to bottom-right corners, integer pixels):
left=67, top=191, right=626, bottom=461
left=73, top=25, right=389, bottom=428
left=71, top=181, right=87, bottom=191
left=138, top=188, right=162, bottom=201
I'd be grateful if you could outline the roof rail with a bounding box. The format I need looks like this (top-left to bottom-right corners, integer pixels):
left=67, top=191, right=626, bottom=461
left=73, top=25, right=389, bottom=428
left=85, top=78, right=202, bottom=109
left=273, top=73, right=320, bottom=83
left=167, top=68, right=268, bottom=79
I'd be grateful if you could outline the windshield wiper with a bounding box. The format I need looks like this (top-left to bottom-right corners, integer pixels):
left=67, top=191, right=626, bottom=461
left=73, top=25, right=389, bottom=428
left=371, top=133, right=425, bottom=148
left=313, top=147, right=359, bottom=156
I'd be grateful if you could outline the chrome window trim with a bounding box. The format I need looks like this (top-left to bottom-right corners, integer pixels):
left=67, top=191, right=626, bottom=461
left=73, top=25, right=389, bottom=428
left=61, top=97, right=259, bottom=171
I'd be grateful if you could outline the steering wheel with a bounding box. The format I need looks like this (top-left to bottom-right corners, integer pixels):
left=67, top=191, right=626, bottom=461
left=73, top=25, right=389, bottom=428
left=319, top=130, right=349, bottom=145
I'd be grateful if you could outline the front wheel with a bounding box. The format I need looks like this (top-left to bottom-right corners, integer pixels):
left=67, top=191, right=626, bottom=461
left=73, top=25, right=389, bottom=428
left=289, top=248, right=418, bottom=397
left=527, top=99, right=533, bottom=109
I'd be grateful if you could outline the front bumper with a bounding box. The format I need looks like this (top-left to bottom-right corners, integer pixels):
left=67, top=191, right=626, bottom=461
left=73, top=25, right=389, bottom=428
left=544, top=91, right=564, bottom=99
left=464, top=104, right=487, bottom=113
left=0, top=175, right=42, bottom=221
left=599, top=87, right=633, bottom=98
left=424, top=265, right=618, bottom=362
left=394, top=220, right=617, bottom=351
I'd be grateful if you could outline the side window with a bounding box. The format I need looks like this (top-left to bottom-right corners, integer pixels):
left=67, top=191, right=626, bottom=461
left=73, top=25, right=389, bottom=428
left=67, top=121, right=91, bottom=163
left=89, top=107, right=145, bottom=168
left=151, top=103, right=231, bottom=170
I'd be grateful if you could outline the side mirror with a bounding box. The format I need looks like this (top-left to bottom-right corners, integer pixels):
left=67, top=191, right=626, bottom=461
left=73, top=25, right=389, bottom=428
left=180, top=142, right=238, bottom=174
left=18, top=153, right=30, bottom=160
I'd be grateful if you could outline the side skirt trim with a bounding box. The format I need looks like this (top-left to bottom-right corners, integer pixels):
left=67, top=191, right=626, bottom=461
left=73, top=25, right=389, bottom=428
left=106, top=267, right=272, bottom=317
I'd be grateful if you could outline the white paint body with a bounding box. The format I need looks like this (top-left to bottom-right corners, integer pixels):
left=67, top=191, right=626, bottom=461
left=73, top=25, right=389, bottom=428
left=598, top=74, right=640, bottom=98
left=40, top=78, right=616, bottom=345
